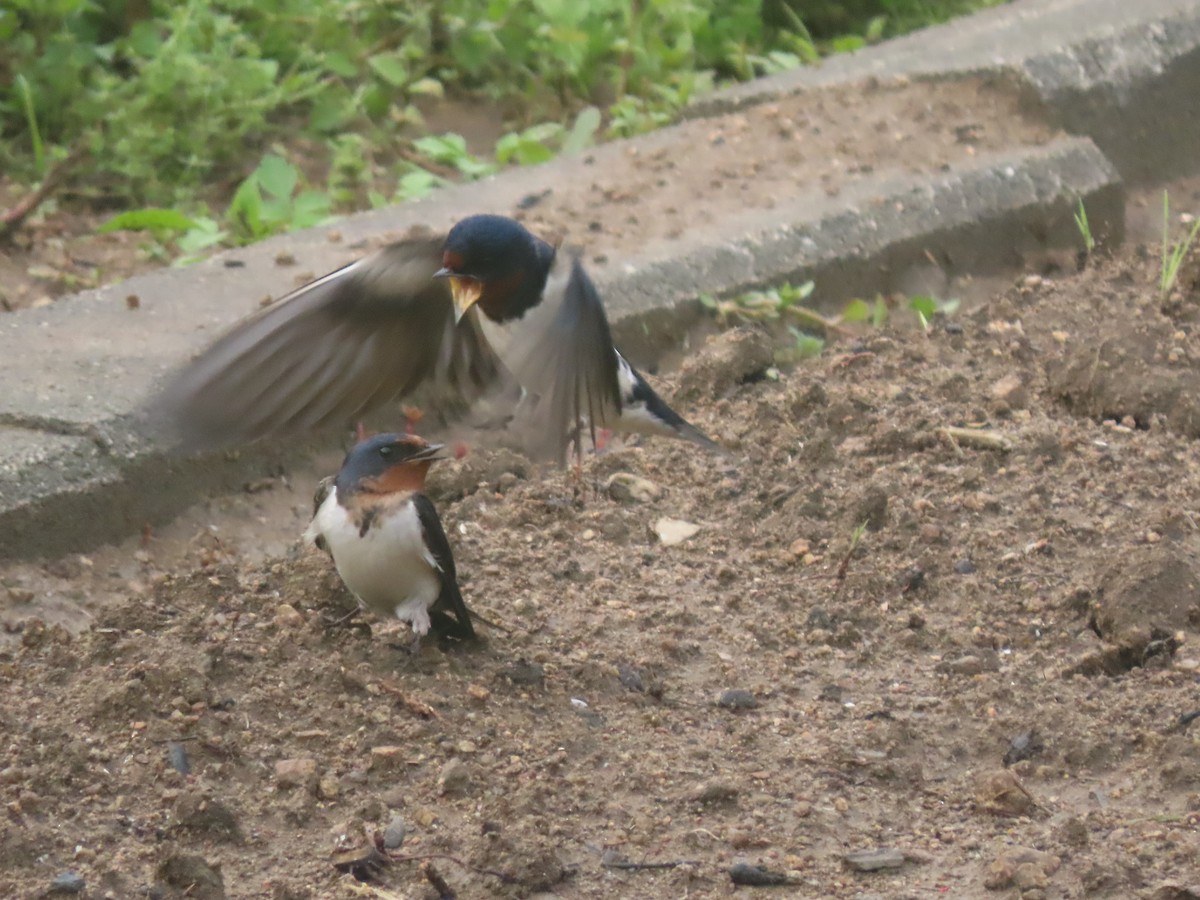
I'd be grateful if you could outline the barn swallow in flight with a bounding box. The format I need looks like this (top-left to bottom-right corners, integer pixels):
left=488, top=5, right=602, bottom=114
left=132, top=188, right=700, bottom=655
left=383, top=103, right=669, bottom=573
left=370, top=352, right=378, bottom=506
left=304, top=433, right=475, bottom=643
left=155, top=214, right=720, bottom=461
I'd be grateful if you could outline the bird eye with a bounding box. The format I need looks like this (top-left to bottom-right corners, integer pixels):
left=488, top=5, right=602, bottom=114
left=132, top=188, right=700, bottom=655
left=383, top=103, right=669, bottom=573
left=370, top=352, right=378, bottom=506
left=378, top=445, right=395, bottom=459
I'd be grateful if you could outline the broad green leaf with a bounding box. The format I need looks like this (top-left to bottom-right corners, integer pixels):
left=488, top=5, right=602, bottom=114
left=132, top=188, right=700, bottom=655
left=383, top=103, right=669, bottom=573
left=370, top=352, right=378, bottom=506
left=842, top=298, right=871, bottom=322
left=368, top=52, right=408, bottom=87
left=255, top=155, right=298, bottom=201
left=323, top=51, right=358, bottom=78
left=562, top=106, right=601, bottom=155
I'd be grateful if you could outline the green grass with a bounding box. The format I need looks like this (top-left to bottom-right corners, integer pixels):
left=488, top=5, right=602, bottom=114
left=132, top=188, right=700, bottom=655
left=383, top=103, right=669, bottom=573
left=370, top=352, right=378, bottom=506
left=703, top=279, right=961, bottom=362
left=1, top=0, right=1000, bottom=256
left=1160, top=191, right=1200, bottom=303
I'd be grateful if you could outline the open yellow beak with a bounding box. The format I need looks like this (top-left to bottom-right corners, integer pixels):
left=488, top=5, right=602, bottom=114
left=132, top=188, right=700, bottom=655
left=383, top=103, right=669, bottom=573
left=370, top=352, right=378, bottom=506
left=449, top=276, right=483, bottom=323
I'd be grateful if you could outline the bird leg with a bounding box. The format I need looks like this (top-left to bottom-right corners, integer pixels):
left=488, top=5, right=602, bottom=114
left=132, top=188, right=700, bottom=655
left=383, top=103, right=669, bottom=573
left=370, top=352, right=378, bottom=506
left=355, top=421, right=369, bottom=442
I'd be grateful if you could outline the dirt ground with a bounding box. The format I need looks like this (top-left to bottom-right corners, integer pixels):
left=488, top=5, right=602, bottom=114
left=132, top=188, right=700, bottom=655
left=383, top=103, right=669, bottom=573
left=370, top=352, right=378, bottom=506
left=5, top=230, right=1200, bottom=898
left=5, top=66, right=1200, bottom=899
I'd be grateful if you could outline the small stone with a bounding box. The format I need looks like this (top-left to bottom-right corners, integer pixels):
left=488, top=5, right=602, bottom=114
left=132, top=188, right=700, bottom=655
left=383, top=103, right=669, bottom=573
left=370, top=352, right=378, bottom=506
left=167, top=741, right=190, bottom=775
left=919, top=523, right=942, bottom=542
left=317, top=776, right=340, bottom=800
left=938, top=655, right=983, bottom=676
left=690, top=780, right=740, bottom=804
left=606, top=472, right=663, bottom=504
left=973, top=769, right=1036, bottom=816
left=369, top=746, right=405, bottom=770
left=788, top=538, right=811, bottom=557
left=1003, top=730, right=1044, bottom=767
left=455, top=740, right=478, bottom=754
left=156, top=853, right=225, bottom=896
left=990, top=373, right=1026, bottom=407
left=844, top=848, right=905, bottom=872
left=984, top=847, right=1060, bottom=890
left=48, top=872, right=86, bottom=894
left=717, top=689, right=758, bottom=710
left=275, top=757, right=317, bottom=788
left=438, top=759, right=471, bottom=796
left=273, top=603, right=304, bottom=628
left=413, top=807, right=437, bottom=827
left=954, top=558, right=977, bottom=575
left=654, top=517, right=701, bottom=546
left=466, top=684, right=491, bottom=702
left=383, top=816, right=407, bottom=849
left=6, top=587, right=34, bottom=604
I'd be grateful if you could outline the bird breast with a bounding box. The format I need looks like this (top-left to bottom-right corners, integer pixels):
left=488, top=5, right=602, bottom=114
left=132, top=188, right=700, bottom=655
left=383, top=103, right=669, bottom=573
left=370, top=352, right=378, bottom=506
left=306, top=488, right=441, bottom=619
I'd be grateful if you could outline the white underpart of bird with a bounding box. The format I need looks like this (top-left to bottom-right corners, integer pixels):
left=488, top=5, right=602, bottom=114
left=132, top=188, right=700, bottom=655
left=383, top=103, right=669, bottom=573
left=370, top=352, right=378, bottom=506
left=304, top=487, right=441, bottom=635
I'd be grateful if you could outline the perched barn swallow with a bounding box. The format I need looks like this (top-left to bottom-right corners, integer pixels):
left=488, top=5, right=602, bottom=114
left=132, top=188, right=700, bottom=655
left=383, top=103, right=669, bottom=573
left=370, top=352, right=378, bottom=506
left=305, top=433, right=475, bottom=643
left=156, top=214, right=719, bottom=461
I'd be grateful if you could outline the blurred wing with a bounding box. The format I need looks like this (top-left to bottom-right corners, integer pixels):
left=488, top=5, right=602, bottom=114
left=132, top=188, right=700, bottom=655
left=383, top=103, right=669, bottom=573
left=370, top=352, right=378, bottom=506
left=505, top=256, right=622, bottom=461
left=153, top=236, right=508, bottom=448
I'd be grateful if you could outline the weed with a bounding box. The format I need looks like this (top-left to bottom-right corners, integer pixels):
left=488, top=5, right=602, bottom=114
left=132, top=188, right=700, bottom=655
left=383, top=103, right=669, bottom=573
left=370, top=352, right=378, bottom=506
left=1160, top=191, right=1200, bottom=302
left=1074, top=198, right=1095, bottom=258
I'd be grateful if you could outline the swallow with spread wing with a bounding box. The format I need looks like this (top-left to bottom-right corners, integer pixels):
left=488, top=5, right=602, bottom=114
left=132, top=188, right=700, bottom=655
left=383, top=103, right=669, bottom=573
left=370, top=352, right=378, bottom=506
left=156, top=214, right=719, bottom=461
left=305, top=433, right=475, bottom=643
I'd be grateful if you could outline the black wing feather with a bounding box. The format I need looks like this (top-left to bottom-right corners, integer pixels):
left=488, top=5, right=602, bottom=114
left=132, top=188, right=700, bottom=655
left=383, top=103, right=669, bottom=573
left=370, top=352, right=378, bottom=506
left=152, top=236, right=509, bottom=449
left=508, top=256, right=622, bottom=462
left=412, top=493, right=476, bottom=641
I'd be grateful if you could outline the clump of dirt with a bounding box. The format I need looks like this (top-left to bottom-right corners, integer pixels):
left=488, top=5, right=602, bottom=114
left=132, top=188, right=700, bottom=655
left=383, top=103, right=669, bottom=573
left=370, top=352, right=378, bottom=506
left=5, top=243, right=1200, bottom=898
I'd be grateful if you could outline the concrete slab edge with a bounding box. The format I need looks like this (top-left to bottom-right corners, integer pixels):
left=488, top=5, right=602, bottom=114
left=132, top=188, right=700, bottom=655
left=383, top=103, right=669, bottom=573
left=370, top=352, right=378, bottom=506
left=0, top=136, right=1123, bottom=562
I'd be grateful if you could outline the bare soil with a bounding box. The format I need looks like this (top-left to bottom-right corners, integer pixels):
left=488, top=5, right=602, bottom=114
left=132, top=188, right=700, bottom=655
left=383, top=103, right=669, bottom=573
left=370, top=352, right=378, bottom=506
left=5, top=236, right=1200, bottom=898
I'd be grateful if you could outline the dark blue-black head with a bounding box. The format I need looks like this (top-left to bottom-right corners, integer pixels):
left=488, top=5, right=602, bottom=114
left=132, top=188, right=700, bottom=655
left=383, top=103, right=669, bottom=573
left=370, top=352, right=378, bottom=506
left=336, top=433, right=445, bottom=497
left=434, top=214, right=555, bottom=324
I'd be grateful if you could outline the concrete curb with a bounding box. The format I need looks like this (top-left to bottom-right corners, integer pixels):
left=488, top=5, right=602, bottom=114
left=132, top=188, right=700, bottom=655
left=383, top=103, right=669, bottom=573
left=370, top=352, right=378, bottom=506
left=687, top=0, right=1200, bottom=184
left=1, top=0, right=1197, bottom=561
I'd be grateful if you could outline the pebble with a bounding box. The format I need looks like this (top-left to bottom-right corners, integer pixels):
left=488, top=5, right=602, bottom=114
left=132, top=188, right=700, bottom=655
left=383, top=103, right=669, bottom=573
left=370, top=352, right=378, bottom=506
left=369, top=746, right=405, bottom=770
left=413, top=807, right=437, bottom=827
left=317, top=776, right=340, bottom=800
left=973, top=769, right=1036, bottom=816
left=6, top=586, right=34, bottom=604
left=717, top=689, right=759, bottom=710
left=438, top=759, right=471, bottom=796
left=383, top=816, right=407, bottom=849
left=48, top=872, right=86, bottom=894
left=937, top=655, right=984, bottom=676
left=1003, top=730, right=1044, bottom=767
left=654, top=517, right=701, bottom=546
left=953, top=558, right=977, bottom=575
left=984, top=847, right=1060, bottom=890
left=690, top=780, right=740, bottom=804
left=273, top=603, right=304, bottom=628
left=466, top=683, right=491, bottom=702
left=843, top=848, right=905, bottom=872
left=274, top=757, right=317, bottom=787
left=606, top=472, right=663, bottom=504
left=166, top=741, right=190, bottom=775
